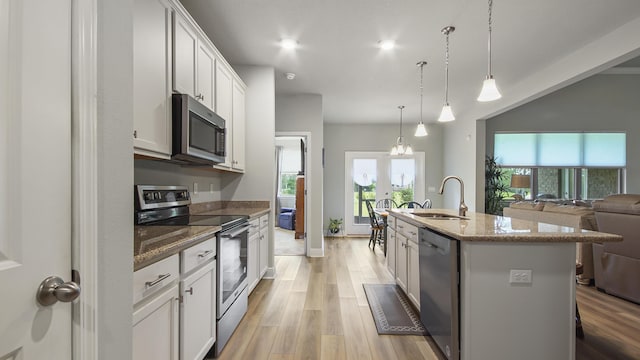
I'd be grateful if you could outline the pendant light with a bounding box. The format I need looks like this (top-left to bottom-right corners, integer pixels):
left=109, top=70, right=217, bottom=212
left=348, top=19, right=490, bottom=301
left=414, top=61, right=428, bottom=137
left=391, top=106, right=413, bottom=156
left=477, top=0, right=502, bottom=102
left=438, top=26, right=456, bottom=122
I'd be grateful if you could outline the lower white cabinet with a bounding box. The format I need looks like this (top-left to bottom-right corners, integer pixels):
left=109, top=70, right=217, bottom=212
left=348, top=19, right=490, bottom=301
left=180, top=238, right=216, bottom=360
left=386, top=227, right=396, bottom=278
left=133, top=284, right=180, bottom=360
left=259, top=214, right=269, bottom=277
left=180, top=260, right=216, bottom=360
left=247, top=221, right=260, bottom=293
left=248, top=214, right=270, bottom=293
left=395, top=232, right=408, bottom=292
left=407, top=239, right=420, bottom=310
left=391, top=215, right=420, bottom=310
left=133, top=254, right=180, bottom=360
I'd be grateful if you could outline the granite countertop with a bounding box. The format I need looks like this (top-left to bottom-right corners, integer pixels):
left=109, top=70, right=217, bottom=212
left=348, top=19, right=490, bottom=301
left=134, top=202, right=271, bottom=271
left=389, top=208, right=622, bottom=243
left=134, top=225, right=220, bottom=271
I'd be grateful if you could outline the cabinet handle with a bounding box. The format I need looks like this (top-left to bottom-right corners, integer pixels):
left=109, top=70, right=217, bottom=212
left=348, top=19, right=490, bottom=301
left=185, top=287, right=193, bottom=295
left=197, top=250, right=213, bottom=258
left=133, top=130, right=137, bottom=139
left=145, top=273, right=171, bottom=288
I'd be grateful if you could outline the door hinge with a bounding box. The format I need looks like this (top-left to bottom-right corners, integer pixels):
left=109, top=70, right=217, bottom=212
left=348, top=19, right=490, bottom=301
left=304, top=190, right=307, bottom=195
left=304, top=232, right=307, bottom=239
left=179, top=295, right=184, bottom=303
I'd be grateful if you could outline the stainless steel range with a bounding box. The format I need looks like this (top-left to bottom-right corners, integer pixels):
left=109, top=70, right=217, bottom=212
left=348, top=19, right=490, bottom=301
left=135, top=185, right=249, bottom=357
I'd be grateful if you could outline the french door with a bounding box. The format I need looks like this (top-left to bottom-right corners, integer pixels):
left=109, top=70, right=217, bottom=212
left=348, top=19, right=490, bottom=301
left=344, top=152, right=424, bottom=235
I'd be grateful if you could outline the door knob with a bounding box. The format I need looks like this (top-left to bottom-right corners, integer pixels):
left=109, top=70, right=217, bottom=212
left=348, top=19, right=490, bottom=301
left=36, top=276, right=81, bottom=306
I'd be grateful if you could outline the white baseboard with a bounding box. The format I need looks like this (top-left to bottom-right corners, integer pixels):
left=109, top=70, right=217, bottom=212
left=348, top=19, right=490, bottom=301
left=263, top=267, right=276, bottom=279
left=308, top=247, right=324, bottom=257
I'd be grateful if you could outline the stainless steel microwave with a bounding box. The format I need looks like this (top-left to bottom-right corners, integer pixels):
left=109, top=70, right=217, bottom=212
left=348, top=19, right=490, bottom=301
left=172, top=93, right=226, bottom=165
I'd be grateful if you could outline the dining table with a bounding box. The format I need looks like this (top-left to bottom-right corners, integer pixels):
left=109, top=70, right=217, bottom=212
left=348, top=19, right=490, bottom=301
left=373, top=208, right=389, bottom=256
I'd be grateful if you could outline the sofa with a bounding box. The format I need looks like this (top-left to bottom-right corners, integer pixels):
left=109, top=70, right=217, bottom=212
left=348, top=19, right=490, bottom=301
left=503, top=201, right=598, bottom=285
left=278, top=207, right=296, bottom=230
left=591, top=194, right=640, bottom=304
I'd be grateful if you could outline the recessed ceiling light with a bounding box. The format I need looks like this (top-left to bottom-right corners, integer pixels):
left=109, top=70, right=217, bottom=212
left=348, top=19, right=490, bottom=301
left=280, top=38, right=298, bottom=50
left=378, top=40, right=395, bottom=50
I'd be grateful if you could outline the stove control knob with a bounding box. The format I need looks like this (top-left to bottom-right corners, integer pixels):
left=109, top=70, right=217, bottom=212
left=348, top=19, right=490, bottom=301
left=144, top=192, right=153, bottom=201
left=155, top=192, right=162, bottom=200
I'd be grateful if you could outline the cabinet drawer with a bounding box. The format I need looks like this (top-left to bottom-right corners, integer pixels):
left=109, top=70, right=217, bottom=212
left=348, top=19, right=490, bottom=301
left=181, top=238, right=216, bottom=275
left=387, top=215, right=396, bottom=229
left=259, top=214, right=269, bottom=229
left=396, top=219, right=419, bottom=244
left=249, top=218, right=260, bottom=234
left=134, top=254, right=179, bottom=305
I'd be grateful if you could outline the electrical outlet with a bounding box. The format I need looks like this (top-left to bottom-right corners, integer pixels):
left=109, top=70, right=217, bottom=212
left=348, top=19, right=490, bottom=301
left=193, top=182, right=198, bottom=194
left=509, top=269, right=532, bottom=284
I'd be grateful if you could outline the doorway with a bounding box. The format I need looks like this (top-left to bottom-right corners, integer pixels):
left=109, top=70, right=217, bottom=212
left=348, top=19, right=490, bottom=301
left=274, top=135, right=307, bottom=255
left=344, top=151, right=425, bottom=235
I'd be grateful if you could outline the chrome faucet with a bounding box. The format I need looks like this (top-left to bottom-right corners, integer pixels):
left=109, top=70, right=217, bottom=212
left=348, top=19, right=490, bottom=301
left=439, top=175, right=468, bottom=217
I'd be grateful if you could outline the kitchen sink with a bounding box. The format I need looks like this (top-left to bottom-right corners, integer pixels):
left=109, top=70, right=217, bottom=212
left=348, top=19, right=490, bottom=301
left=413, top=213, right=468, bottom=220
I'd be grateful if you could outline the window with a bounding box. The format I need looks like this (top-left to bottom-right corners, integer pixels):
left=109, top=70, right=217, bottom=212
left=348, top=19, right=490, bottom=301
left=495, top=132, right=626, bottom=200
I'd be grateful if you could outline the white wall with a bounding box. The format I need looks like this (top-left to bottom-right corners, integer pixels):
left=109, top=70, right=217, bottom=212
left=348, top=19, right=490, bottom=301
left=275, top=94, right=324, bottom=256
left=98, top=0, right=134, bottom=358
left=134, top=160, right=223, bottom=203
left=485, top=74, right=640, bottom=194
left=323, top=123, right=444, bottom=228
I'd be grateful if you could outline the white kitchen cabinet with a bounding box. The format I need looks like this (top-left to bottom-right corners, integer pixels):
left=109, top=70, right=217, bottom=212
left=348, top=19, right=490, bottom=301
left=133, top=0, right=173, bottom=158
left=247, top=225, right=260, bottom=294
left=172, top=12, right=196, bottom=98
left=386, top=227, right=396, bottom=278
left=196, top=41, right=216, bottom=110
left=215, top=62, right=233, bottom=168
left=133, top=284, right=180, bottom=360
left=407, top=239, right=420, bottom=310
left=395, top=231, right=408, bottom=292
left=259, top=214, right=269, bottom=277
left=133, top=254, right=180, bottom=360
left=231, top=80, right=246, bottom=171
left=391, top=215, right=420, bottom=310
left=180, top=261, right=216, bottom=360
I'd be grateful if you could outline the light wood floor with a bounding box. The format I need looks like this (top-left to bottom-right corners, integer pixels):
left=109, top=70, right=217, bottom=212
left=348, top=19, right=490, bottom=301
left=214, top=237, right=640, bottom=360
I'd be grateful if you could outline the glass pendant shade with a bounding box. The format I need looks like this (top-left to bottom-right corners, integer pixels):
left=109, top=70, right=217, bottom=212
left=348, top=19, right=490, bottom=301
left=477, top=77, right=502, bottom=102
left=414, top=122, right=428, bottom=137
left=404, top=145, right=413, bottom=155
left=390, top=145, right=398, bottom=156
left=438, top=104, right=455, bottom=122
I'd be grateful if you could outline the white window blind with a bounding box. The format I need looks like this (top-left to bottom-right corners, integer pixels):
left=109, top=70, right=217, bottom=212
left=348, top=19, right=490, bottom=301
left=494, top=132, right=626, bottom=167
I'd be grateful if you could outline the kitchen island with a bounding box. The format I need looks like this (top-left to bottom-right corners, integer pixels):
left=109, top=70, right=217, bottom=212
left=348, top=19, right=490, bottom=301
left=388, top=208, right=622, bottom=360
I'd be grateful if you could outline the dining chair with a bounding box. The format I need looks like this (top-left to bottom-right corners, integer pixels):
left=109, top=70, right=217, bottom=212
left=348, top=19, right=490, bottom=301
left=421, top=199, right=432, bottom=209
left=399, top=201, right=424, bottom=209
left=376, top=198, right=398, bottom=209
left=366, top=200, right=385, bottom=250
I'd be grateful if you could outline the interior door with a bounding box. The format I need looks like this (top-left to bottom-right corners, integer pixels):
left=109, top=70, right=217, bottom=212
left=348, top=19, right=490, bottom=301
left=0, top=0, right=73, bottom=358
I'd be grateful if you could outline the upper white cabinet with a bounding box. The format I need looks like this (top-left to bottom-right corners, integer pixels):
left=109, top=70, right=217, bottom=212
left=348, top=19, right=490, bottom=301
left=172, top=10, right=216, bottom=111
left=231, top=80, right=246, bottom=171
left=172, top=13, right=196, bottom=98
left=133, top=0, right=173, bottom=158
left=134, top=0, right=247, bottom=172
left=215, top=62, right=233, bottom=169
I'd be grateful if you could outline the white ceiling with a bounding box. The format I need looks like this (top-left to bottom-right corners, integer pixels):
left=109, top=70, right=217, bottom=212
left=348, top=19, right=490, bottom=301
left=180, top=0, right=640, bottom=125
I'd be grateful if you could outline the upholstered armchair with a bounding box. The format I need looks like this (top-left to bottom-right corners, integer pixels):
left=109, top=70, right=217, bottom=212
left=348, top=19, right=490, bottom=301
left=592, top=194, right=640, bottom=304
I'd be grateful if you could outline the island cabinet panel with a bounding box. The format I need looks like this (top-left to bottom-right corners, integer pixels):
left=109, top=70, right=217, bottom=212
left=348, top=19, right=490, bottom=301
left=395, top=232, right=408, bottom=292
left=133, top=0, right=173, bottom=158
left=459, top=241, right=576, bottom=360
left=407, top=239, right=420, bottom=310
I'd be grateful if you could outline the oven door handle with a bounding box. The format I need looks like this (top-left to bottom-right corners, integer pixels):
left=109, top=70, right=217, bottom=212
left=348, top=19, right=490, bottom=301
left=220, top=223, right=251, bottom=238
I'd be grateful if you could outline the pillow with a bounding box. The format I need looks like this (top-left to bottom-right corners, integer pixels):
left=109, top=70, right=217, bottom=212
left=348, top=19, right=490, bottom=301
left=510, top=201, right=544, bottom=211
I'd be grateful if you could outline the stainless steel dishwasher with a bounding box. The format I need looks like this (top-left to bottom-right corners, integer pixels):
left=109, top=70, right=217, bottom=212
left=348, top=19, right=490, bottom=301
left=419, top=228, right=460, bottom=360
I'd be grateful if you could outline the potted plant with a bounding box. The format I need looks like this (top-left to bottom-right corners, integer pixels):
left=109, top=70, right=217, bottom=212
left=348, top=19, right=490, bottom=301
left=485, top=155, right=509, bottom=215
left=328, top=218, right=343, bottom=234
